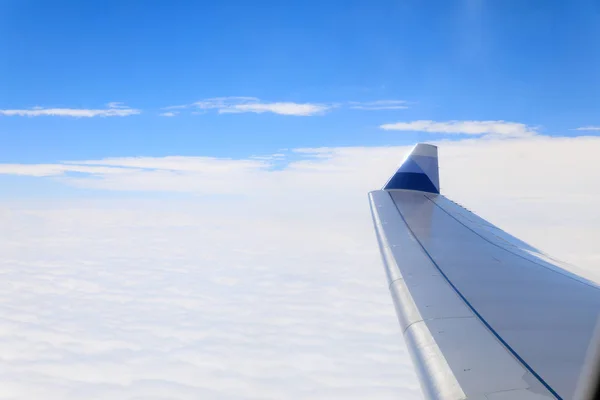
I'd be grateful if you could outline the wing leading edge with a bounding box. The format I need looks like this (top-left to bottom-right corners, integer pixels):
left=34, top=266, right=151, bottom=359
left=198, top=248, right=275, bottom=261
left=369, top=143, right=600, bottom=400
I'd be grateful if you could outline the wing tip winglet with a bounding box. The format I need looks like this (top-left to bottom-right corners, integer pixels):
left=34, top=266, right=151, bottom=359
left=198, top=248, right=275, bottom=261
left=383, top=143, right=440, bottom=194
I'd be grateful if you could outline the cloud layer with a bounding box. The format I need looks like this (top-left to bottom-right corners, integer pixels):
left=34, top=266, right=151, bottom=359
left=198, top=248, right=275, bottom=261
left=1, top=136, right=600, bottom=399
left=0, top=102, right=140, bottom=118
left=380, top=120, right=538, bottom=138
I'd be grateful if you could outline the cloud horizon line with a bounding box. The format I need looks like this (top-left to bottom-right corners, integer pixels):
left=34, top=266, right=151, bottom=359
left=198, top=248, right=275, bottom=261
left=380, top=120, right=539, bottom=138
left=0, top=102, right=141, bottom=118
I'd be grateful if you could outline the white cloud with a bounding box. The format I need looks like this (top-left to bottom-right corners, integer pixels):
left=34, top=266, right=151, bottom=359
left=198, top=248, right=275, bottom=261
left=164, top=97, right=413, bottom=116
left=1, top=136, right=600, bottom=399
left=159, top=111, right=178, bottom=117
left=380, top=120, right=538, bottom=137
left=574, top=126, right=600, bottom=131
left=349, top=100, right=409, bottom=110
left=0, top=102, right=140, bottom=118
left=162, top=104, right=190, bottom=110
left=192, top=96, right=260, bottom=110
left=164, top=97, right=332, bottom=116
left=202, top=97, right=330, bottom=116
left=219, top=102, right=330, bottom=116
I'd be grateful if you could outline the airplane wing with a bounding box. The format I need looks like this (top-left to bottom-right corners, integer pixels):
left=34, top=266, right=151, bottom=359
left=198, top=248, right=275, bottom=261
left=368, top=143, right=600, bottom=400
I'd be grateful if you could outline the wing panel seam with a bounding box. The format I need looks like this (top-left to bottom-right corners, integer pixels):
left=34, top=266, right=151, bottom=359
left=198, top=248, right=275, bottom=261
left=402, top=316, right=476, bottom=334
left=425, top=194, right=599, bottom=291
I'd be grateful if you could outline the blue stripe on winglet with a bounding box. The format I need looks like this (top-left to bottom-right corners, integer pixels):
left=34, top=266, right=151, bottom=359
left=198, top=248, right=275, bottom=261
left=384, top=172, right=439, bottom=193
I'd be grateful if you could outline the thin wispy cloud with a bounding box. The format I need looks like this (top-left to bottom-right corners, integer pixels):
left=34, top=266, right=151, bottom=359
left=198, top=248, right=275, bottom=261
left=190, top=97, right=332, bottom=116
left=162, top=97, right=413, bottom=116
left=159, top=111, right=178, bottom=117
left=573, top=126, right=600, bottom=131
left=0, top=164, right=132, bottom=177
left=165, top=96, right=406, bottom=116
left=221, top=102, right=330, bottom=116
left=0, top=156, right=271, bottom=194
left=162, top=104, right=190, bottom=110
left=349, top=100, right=409, bottom=110
left=0, top=102, right=140, bottom=118
left=68, top=156, right=267, bottom=172
left=380, top=120, right=538, bottom=138
left=192, top=96, right=259, bottom=110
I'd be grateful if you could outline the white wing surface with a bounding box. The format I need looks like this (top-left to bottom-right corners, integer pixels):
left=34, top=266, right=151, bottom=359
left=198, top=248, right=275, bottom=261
left=369, top=143, right=600, bottom=400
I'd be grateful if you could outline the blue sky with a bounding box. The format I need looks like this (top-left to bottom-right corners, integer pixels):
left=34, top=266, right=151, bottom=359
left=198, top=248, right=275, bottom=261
left=1, top=0, right=600, bottom=163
